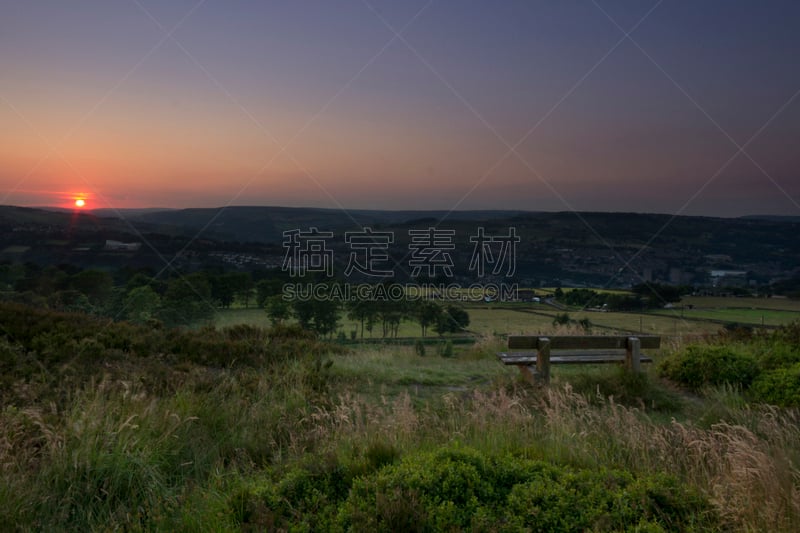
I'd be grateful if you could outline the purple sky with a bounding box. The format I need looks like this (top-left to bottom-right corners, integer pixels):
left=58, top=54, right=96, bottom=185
left=1, top=0, right=799, bottom=216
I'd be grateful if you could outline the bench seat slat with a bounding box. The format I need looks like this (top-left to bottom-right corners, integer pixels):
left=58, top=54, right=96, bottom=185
left=498, top=352, right=653, bottom=365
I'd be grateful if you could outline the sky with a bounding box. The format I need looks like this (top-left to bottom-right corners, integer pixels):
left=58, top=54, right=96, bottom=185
left=1, top=0, right=799, bottom=217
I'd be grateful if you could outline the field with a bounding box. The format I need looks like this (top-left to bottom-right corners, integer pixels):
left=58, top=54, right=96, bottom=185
left=214, top=299, right=791, bottom=340
left=651, top=307, right=800, bottom=327
left=5, top=291, right=799, bottom=530
left=2, top=301, right=799, bottom=531
left=681, top=295, right=800, bottom=311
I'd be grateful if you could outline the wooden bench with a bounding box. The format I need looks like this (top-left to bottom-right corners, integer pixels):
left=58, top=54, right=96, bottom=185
left=498, top=335, right=661, bottom=384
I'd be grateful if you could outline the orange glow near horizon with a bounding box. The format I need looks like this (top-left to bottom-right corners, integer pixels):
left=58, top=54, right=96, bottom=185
left=74, top=198, right=85, bottom=208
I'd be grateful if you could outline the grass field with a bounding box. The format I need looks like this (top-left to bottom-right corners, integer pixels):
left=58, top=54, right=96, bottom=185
left=3, top=303, right=800, bottom=531
left=682, top=295, right=800, bottom=312
left=211, top=293, right=800, bottom=342
left=330, top=343, right=510, bottom=401
left=650, top=307, right=800, bottom=327
left=212, top=305, right=725, bottom=338
left=478, top=305, right=722, bottom=336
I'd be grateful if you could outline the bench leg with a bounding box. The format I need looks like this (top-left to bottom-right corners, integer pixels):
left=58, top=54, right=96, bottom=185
left=537, top=338, right=551, bottom=384
left=626, top=337, right=641, bottom=373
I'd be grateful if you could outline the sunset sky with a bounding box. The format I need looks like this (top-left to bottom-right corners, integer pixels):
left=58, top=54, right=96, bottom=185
left=1, top=1, right=798, bottom=216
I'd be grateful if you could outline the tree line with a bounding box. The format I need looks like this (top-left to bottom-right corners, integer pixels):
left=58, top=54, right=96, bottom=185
left=553, top=283, right=692, bottom=311
left=0, top=262, right=470, bottom=337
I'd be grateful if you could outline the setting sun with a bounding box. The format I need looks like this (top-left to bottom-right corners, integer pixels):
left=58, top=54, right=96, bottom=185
left=74, top=199, right=85, bottom=208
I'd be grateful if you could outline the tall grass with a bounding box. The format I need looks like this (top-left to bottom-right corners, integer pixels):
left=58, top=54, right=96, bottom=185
left=301, top=381, right=800, bottom=531
left=1, top=315, right=799, bottom=530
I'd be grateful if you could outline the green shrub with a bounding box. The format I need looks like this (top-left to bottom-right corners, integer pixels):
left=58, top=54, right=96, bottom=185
left=659, top=344, right=760, bottom=390
left=439, top=340, right=454, bottom=358
left=553, top=312, right=571, bottom=326
left=414, top=339, right=426, bottom=357
left=506, top=470, right=713, bottom=532
left=337, top=446, right=718, bottom=532
left=233, top=451, right=383, bottom=531
left=752, top=337, right=800, bottom=370
left=231, top=446, right=718, bottom=532
left=750, top=363, right=800, bottom=407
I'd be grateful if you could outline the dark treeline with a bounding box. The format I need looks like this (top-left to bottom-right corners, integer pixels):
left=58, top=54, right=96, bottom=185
left=0, top=262, right=471, bottom=338
left=0, top=261, right=272, bottom=327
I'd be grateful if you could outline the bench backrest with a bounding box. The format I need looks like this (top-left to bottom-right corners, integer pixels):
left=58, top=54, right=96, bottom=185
left=508, top=335, right=661, bottom=351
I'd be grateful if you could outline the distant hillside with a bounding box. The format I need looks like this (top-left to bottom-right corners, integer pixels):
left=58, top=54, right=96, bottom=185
left=1, top=205, right=798, bottom=288
left=117, top=206, right=531, bottom=243
left=740, top=215, right=800, bottom=223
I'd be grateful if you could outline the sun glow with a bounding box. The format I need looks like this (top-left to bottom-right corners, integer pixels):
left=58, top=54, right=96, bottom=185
left=74, top=198, right=86, bottom=208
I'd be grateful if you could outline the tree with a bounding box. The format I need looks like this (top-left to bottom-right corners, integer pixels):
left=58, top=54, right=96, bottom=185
left=266, top=295, right=291, bottom=325
left=160, top=273, right=214, bottom=326
left=631, top=283, right=684, bottom=308
left=434, top=304, right=470, bottom=335
left=70, top=269, right=113, bottom=306
left=126, top=273, right=165, bottom=294
left=563, top=288, right=601, bottom=307
left=375, top=299, right=409, bottom=338
left=235, top=273, right=255, bottom=308
left=256, top=278, right=285, bottom=307
left=123, top=285, right=161, bottom=323
left=415, top=300, right=442, bottom=337
left=49, top=290, right=93, bottom=314
left=346, top=298, right=372, bottom=339
left=210, top=272, right=252, bottom=308
left=312, top=299, right=340, bottom=338
left=291, top=298, right=340, bottom=337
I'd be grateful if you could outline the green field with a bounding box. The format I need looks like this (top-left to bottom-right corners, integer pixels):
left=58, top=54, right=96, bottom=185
left=214, top=293, right=800, bottom=339
left=681, top=295, right=800, bottom=312
left=213, top=305, right=725, bottom=339
left=211, top=292, right=800, bottom=344
left=650, top=307, right=800, bottom=327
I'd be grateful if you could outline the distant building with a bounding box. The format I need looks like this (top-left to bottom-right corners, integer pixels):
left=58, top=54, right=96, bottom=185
left=104, top=240, right=141, bottom=251
left=709, top=269, right=747, bottom=288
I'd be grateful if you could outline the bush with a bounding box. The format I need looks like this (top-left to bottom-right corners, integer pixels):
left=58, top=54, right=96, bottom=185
left=230, top=446, right=718, bottom=532
left=505, top=470, right=713, bottom=532
left=0, top=302, right=342, bottom=409
left=553, top=312, right=571, bottom=326
left=750, top=363, right=800, bottom=407
left=659, top=344, right=760, bottom=390
left=439, top=340, right=454, bottom=358
left=337, top=446, right=718, bottom=532
left=414, top=339, right=426, bottom=357
left=752, top=336, right=800, bottom=370
left=233, top=446, right=399, bottom=531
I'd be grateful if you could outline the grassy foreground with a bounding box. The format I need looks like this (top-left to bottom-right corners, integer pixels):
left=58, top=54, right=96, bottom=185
left=1, top=303, right=799, bottom=531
